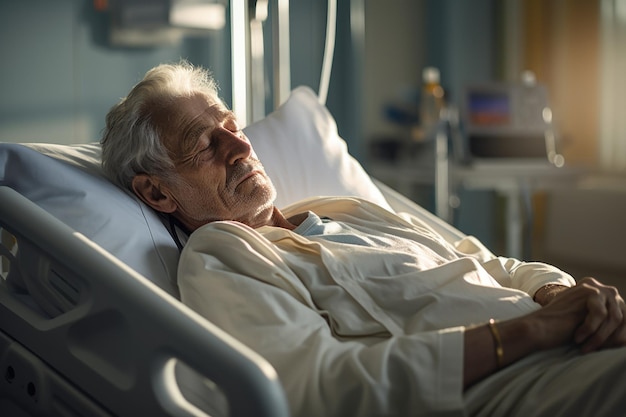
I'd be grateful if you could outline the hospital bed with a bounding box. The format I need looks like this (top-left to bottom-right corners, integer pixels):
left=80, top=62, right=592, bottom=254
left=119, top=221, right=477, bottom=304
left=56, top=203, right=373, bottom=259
left=0, top=3, right=466, bottom=417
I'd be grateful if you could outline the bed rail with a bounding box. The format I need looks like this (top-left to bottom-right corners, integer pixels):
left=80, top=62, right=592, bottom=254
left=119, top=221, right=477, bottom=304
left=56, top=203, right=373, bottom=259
left=0, top=186, right=290, bottom=417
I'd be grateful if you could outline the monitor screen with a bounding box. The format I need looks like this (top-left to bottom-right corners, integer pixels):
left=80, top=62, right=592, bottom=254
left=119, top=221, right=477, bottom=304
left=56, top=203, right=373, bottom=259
left=468, top=91, right=511, bottom=126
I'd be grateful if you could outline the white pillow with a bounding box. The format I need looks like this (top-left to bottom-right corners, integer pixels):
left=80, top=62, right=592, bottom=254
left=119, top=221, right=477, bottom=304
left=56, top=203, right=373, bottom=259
left=0, top=142, right=181, bottom=299
left=0, top=86, right=390, bottom=302
left=244, top=86, right=391, bottom=210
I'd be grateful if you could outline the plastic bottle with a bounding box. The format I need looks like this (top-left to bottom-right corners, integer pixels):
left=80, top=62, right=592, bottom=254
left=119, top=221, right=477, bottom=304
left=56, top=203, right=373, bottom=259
left=416, top=67, right=445, bottom=141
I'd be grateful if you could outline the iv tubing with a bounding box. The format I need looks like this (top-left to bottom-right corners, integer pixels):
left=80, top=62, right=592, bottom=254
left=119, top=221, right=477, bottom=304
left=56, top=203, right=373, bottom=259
left=319, top=0, right=337, bottom=105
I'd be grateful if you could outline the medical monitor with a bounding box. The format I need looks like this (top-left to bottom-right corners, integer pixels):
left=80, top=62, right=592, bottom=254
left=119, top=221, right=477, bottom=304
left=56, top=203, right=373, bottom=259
left=462, top=81, right=555, bottom=161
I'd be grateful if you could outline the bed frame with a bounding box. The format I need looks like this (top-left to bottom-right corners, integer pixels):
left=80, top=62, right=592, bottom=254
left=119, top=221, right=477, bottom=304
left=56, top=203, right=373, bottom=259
left=0, top=186, right=290, bottom=417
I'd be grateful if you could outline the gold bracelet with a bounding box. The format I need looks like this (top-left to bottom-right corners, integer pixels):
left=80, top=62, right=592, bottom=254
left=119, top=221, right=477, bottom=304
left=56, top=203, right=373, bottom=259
left=487, top=319, right=504, bottom=369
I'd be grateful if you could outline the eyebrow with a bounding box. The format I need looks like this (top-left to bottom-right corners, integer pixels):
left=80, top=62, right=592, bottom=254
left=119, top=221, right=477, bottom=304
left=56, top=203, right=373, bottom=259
left=213, top=108, right=237, bottom=124
left=175, top=122, right=203, bottom=154
left=177, top=107, right=236, bottom=156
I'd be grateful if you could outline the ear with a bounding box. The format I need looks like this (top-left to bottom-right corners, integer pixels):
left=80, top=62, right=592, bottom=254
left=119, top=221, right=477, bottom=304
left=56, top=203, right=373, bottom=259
left=131, top=174, right=177, bottom=213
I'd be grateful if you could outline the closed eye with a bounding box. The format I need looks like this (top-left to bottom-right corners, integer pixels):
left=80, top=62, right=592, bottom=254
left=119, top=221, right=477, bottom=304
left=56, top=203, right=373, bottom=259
left=225, top=119, right=240, bottom=133
left=193, top=142, right=215, bottom=164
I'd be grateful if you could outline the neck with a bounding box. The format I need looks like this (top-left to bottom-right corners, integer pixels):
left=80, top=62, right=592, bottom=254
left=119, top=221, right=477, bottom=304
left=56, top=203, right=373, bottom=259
left=266, top=206, right=300, bottom=230
left=175, top=206, right=300, bottom=232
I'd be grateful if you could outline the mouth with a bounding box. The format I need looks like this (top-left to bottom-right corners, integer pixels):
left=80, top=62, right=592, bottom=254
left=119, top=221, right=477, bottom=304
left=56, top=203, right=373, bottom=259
left=232, top=168, right=263, bottom=190
left=239, top=170, right=260, bottom=183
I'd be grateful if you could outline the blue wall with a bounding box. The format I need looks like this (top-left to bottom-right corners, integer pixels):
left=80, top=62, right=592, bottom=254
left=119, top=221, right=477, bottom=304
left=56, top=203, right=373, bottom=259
left=424, top=0, right=497, bottom=103
left=0, top=0, right=230, bottom=144
left=283, top=0, right=364, bottom=159
left=0, top=0, right=360, bottom=151
left=423, top=0, right=499, bottom=249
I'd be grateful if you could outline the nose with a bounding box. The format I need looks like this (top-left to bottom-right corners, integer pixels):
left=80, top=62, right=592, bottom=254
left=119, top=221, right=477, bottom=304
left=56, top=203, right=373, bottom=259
left=214, top=127, right=252, bottom=165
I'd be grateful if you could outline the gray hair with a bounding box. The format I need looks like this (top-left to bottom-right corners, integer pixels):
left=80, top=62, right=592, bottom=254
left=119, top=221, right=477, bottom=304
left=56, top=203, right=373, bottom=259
left=101, top=61, right=219, bottom=190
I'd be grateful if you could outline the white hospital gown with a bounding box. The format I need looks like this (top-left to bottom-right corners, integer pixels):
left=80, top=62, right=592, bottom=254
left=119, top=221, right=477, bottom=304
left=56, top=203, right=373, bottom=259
left=178, top=197, right=582, bottom=416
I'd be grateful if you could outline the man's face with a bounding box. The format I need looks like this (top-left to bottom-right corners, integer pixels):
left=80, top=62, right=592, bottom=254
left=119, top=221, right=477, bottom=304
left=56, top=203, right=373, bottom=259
left=155, top=94, right=277, bottom=230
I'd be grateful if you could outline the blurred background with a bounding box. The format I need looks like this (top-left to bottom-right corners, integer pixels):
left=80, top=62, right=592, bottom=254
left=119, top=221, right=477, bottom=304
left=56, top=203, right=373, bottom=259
left=1, top=0, right=624, bottom=290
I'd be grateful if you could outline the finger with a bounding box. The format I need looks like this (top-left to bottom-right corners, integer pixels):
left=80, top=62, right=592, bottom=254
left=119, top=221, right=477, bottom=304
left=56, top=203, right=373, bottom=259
left=578, top=276, right=597, bottom=286
left=578, top=289, right=626, bottom=352
left=574, top=290, right=608, bottom=346
left=607, top=315, right=626, bottom=348
left=597, top=297, right=626, bottom=350
left=574, top=279, right=626, bottom=352
left=580, top=299, right=621, bottom=352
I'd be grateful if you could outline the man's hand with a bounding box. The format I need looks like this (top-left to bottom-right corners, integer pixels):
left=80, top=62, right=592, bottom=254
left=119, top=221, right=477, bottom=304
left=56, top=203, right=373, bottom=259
left=464, top=277, right=626, bottom=389
left=573, top=277, right=626, bottom=352
left=531, top=277, right=626, bottom=353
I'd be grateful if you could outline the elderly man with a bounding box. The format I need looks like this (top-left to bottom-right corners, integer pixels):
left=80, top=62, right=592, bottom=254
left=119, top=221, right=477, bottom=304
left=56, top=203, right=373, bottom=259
left=102, top=62, right=626, bottom=417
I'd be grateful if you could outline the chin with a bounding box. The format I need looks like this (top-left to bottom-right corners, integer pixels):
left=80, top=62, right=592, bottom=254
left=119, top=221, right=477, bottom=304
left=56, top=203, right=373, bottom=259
left=240, top=183, right=276, bottom=214
left=255, top=178, right=277, bottom=206
left=256, top=190, right=277, bottom=214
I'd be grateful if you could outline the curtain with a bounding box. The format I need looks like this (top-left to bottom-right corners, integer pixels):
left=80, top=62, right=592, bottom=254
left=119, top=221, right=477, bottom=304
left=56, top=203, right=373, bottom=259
left=600, top=0, right=626, bottom=171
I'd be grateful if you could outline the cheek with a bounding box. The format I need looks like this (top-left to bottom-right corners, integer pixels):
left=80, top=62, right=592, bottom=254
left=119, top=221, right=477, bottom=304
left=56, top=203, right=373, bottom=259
left=173, top=178, right=223, bottom=217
